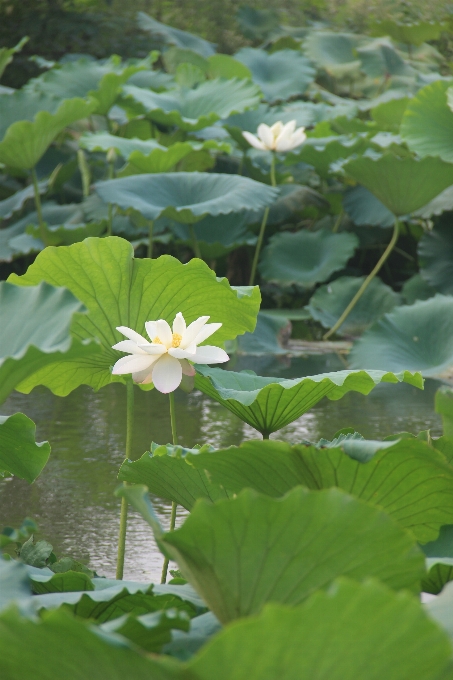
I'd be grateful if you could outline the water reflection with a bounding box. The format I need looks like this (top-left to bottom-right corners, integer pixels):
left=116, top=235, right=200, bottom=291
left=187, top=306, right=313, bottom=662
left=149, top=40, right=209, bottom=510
left=0, top=354, right=443, bottom=581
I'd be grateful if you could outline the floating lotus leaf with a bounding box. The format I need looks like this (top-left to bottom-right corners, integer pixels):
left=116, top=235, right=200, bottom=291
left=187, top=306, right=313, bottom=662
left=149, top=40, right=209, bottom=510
left=0, top=281, right=97, bottom=404
left=8, top=237, right=260, bottom=395
left=0, top=413, right=50, bottom=483
left=418, top=224, right=453, bottom=295
left=343, top=154, right=453, bottom=216
left=307, top=276, right=401, bottom=336
left=137, top=12, right=215, bottom=57
left=122, top=78, right=261, bottom=131
left=95, top=173, right=278, bottom=224
left=194, top=365, right=422, bottom=436
left=350, top=294, right=453, bottom=377
left=371, top=20, right=445, bottom=46
left=25, top=57, right=151, bottom=115
left=233, top=48, right=315, bottom=102
left=0, top=96, right=96, bottom=169
left=259, top=228, right=358, bottom=288
left=118, top=443, right=230, bottom=511
left=343, top=185, right=395, bottom=227
left=401, top=80, right=453, bottom=162
left=188, top=437, right=453, bottom=544
left=188, top=580, right=451, bottom=680
left=120, top=485, right=425, bottom=624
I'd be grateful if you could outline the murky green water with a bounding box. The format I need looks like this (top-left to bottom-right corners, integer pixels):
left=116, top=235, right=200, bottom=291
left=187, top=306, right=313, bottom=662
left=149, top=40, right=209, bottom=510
left=0, top=354, right=443, bottom=581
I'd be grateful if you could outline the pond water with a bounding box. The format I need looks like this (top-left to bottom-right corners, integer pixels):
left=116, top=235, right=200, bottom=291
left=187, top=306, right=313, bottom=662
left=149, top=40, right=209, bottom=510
left=0, top=353, right=443, bottom=582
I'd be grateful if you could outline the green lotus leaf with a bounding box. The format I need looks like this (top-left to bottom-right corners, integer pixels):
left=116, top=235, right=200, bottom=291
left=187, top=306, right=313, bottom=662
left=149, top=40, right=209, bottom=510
left=79, top=133, right=162, bottom=157
left=162, top=48, right=209, bottom=75
left=0, top=180, right=47, bottom=222
left=188, top=437, right=453, bottom=543
left=100, top=608, right=190, bottom=654
left=31, top=571, right=94, bottom=595
left=121, top=485, right=425, bottom=624
left=137, top=11, right=215, bottom=57
left=163, top=611, right=221, bottom=660
left=233, top=48, right=315, bottom=102
left=194, top=365, right=422, bottom=436
left=0, top=96, right=96, bottom=170
left=418, top=224, right=453, bottom=294
left=343, top=185, right=395, bottom=226
left=400, top=80, right=453, bottom=162
left=304, top=31, right=359, bottom=66
left=259, top=228, right=358, bottom=288
left=26, top=221, right=105, bottom=248
left=122, top=78, right=261, bottom=131
left=126, top=69, right=174, bottom=92
left=0, top=413, right=50, bottom=483
left=118, top=443, right=230, bottom=511
left=343, top=154, right=453, bottom=216
left=118, top=144, right=225, bottom=176
left=7, top=237, right=260, bottom=395
left=371, top=95, right=410, bottom=131
left=426, top=580, right=453, bottom=643
left=357, top=38, right=411, bottom=79
left=371, top=20, right=445, bottom=46
left=236, top=6, right=280, bottom=41
left=0, top=202, right=85, bottom=262
left=0, top=560, right=31, bottom=614
left=286, top=135, right=371, bottom=179
left=413, top=185, right=453, bottom=219
left=169, top=211, right=256, bottom=259
left=402, top=273, right=436, bottom=305
left=0, top=89, right=63, bottom=141
left=350, top=294, right=453, bottom=377
left=0, top=608, right=178, bottom=680
left=187, top=580, right=451, bottom=680
left=235, top=312, right=290, bottom=355
left=26, top=56, right=151, bottom=116
left=0, top=37, right=28, bottom=80
left=422, top=558, right=453, bottom=595
left=0, top=281, right=98, bottom=404
left=307, top=275, right=401, bottom=336
left=207, top=54, right=251, bottom=80
left=95, top=173, right=278, bottom=224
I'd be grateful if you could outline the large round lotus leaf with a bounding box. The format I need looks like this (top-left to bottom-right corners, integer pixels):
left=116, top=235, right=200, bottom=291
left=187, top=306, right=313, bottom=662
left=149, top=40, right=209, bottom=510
left=343, top=154, right=453, bottom=216
left=350, top=294, right=453, bottom=377
left=0, top=180, right=47, bottom=222
left=307, top=275, right=401, bottom=336
left=259, top=228, right=358, bottom=288
left=123, top=485, right=425, bottom=624
left=0, top=89, right=63, bottom=140
left=95, top=173, right=278, bottom=224
left=137, top=11, right=215, bottom=57
left=413, top=185, right=453, bottom=219
left=170, top=212, right=256, bottom=259
left=370, top=20, right=445, bottom=46
left=188, top=437, right=453, bottom=544
left=0, top=96, right=96, bottom=169
left=79, top=133, right=162, bottom=158
left=418, top=224, right=453, bottom=294
left=400, top=80, right=453, bottom=162
left=194, top=365, right=422, bottom=436
left=0, top=413, right=50, bottom=483
left=357, top=38, right=411, bottom=79
left=25, top=57, right=149, bottom=116
left=187, top=580, right=451, bottom=680
left=7, top=237, right=260, bottom=395
left=0, top=281, right=96, bottom=404
left=207, top=54, right=252, bottom=80
left=122, top=79, right=261, bottom=131
left=370, top=95, right=410, bottom=131
left=162, top=47, right=209, bottom=74
left=343, top=186, right=395, bottom=227
left=237, top=6, right=280, bottom=41
left=286, top=135, right=371, bottom=179
left=304, top=31, right=360, bottom=67
left=402, top=274, right=435, bottom=305
left=233, top=48, right=315, bottom=102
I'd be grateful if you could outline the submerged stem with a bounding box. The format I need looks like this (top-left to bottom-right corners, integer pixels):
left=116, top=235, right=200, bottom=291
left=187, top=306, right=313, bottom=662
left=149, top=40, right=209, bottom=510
left=249, top=153, right=276, bottom=286
left=161, top=392, right=178, bottom=584
left=116, top=380, right=134, bottom=580
left=323, top=218, right=400, bottom=341
left=148, top=220, right=154, bottom=258
left=31, top=167, right=47, bottom=246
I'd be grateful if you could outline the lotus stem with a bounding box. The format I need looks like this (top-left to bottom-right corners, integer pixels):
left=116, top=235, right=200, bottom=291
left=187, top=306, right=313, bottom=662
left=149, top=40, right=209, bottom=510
left=161, top=391, right=178, bottom=584
left=148, top=220, right=154, bottom=258
left=189, top=224, right=202, bottom=260
left=323, top=218, right=400, bottom=341
left=332, top=211, right=343, bottom=233
left=107, top=204, right=113, bottom=236
left=249, top=153, right=276, bottom=286
left=116, top=379, right=134, bottom=580
left=31, top=167, right=47, bottom=246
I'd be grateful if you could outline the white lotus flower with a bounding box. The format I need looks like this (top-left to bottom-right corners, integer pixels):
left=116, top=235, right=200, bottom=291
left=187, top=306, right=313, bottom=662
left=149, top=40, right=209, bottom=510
left=242, top=120, right=306, bottom=152
left=111, top=313, right=229, bottom=394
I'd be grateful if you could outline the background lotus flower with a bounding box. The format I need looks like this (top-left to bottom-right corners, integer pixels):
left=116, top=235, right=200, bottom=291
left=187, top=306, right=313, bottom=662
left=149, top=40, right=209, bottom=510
left=242, top=120, right=306, bottom=152
left=111, top=312, right=229, bottom=393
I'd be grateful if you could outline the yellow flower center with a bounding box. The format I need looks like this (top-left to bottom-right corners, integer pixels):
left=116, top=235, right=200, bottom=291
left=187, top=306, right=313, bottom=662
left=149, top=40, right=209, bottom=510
left=153, top=336, right=163, bottom=345
left=172, top=333, right=182, bottom=348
